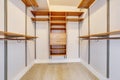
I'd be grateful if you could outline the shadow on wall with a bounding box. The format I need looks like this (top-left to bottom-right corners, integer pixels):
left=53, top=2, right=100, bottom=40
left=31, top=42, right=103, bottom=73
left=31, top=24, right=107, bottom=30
left=9, top=0, right=25, bottom=13
left=90, top=0, right=106, bottom=15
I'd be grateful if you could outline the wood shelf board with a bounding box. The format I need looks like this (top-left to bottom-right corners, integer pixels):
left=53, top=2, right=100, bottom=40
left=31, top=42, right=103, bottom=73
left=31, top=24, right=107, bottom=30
left=25, top=36, right=37, bottom=39
left=67, top=12, right=84, bottom=16
left=50, top=28, right=66, bottom=30
left=22, top=0, right=38, bottom=7
left=4, top=32, right=25, bottom=37
left=50, top=12, right=66, bottom=16
left=80, top=30, right=120, bottom=39
left=0, top=31, right=37, bottom=40
left=78, top=0, right=95, bottom=8
left=31, top=11, right=84, bottom=16
left=50, top=17, right=66, bottom=21
left=108, top=30, right=120, bottom=35
left=50, top=48, right=66, bottom=51
left=31, top=10, right=49, bottom=16
left=50, top=53, right=66, bottom=56
left=67, top=18, right=84, bottom=22
left=31, top=18, right=49, bottom=21
left=50, top=21, right=66, bottom=25
left=90, top=33, right=109, bottom=37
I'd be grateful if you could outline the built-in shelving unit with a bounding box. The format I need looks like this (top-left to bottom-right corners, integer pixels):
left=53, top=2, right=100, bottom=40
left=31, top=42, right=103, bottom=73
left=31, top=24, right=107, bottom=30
left=49, top=12, right=67, bottom=57
left=22, top=0, right=38, bottom=7
left=80, top=30, right=120, bottom=40
left=78, top=0, right=95, bottom=8
left=0, top=31, right=37, bottom=40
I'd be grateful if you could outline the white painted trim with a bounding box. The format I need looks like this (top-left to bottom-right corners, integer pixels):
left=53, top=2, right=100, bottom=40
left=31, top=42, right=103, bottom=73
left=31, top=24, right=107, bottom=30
left=80, top=59, right=108, bottom=80
left=35, top=58, right=81, bottom=63
left=13, top=61, right=35, bottom=80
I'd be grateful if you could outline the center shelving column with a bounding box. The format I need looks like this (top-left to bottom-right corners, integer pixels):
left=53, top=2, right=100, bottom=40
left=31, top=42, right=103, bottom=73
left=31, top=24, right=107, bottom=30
left=49, top=12, right=67, bottom=58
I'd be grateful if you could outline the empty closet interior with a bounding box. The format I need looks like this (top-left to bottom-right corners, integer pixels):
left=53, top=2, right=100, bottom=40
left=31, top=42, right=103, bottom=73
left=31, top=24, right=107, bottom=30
left=0, top=0, right=120, bottom=80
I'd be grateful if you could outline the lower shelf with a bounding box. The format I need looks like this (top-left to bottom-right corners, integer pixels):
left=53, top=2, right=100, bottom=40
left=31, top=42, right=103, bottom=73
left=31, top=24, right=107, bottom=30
left=50, top=53, right=66, bottom=56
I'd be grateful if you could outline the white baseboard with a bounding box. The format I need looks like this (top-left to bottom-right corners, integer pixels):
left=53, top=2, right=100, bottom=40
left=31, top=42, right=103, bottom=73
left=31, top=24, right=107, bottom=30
left=35, top=58, right=81, bottom=63
left=13, top=61, right=35, bottom=80
left=80, top=59, right=108, bottom=80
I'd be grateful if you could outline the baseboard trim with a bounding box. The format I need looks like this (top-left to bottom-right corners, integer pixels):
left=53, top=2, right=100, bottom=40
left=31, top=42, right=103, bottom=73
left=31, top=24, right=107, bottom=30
left=35, top=58, right=81, bottom=63
left=13, top=61, right=35, bottom=80
left=80, top=59, right=108, bottom=80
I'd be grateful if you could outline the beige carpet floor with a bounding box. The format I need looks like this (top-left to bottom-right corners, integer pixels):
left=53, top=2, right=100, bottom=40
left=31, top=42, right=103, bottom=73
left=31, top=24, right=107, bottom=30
left=20, top=63, right=99, bottom=80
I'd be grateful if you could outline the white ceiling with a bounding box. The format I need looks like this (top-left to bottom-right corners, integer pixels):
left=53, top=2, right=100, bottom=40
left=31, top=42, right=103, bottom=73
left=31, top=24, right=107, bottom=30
left=36, top=0, right=49, bottom=10
left=49, top=0, right=82, bottom=7
left=36, top=0, right=82, bottom=10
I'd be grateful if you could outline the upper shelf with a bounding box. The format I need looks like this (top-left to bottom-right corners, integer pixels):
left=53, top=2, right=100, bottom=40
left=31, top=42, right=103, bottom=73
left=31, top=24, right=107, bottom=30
left=31, top=11, right=84, bottom=16
left=0, top=31, right=37, bottom=40
left=32, top=18, right=49, bottom=22
left=31, top=18, right=84, bottom=22
left=67, top=18, right=84, bottom=22
left=80, top=30, right=120, bottom=39
left=22, top=0, right=38, bottom=7
left=78, top=0, right=95, bottom=8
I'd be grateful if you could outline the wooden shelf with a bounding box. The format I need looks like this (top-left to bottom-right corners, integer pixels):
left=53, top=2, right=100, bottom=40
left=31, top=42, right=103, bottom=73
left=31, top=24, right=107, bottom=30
left=78, top=0, right=95, bottom=8
left=50, top=21, right=66, bottom=25
left=50, top=49, right=66, bottom=51
left=31, top=18, right=49, bottom=21
left=0, top=31, right=37, bottom=40
left=67, top=18, right=84, bottom=22
left=108, top=30, right=120, bottom=35
left=31, top=10, right=84, bottom=16
left=22, top=0, right=38, bottom=7
left=31, top=10, right=49, bottom=16
left=50, top=53, right=66, bottom=56
left=67, top=12, right=84, bottom=16
left=50, top=16, right=66, bottom=21
left=50, top=28, right=66, bottom=30
left=25, top=35, right=37, bottom=40
left=50, top=12, right=66, bottom=16
left=0, top=31, right=24, bottom=37
left=80, top=30, right=120, bottom=40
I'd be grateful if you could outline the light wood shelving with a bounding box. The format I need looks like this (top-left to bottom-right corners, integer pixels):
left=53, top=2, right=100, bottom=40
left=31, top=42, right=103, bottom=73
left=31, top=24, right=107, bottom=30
left=49, top=12, right=67, bottom=57
left=0, top=31, right=37, bottom=40
left=31, top=11, right=84, bottom=16
left=78, top=0, right=95, bottom=8
left=50, top=21, right=66, bottom=25
left=31, top=18, right=49, bottom=21
left=31, top=10, right=49, bottom=16
left=67, top=18, right=84, bottom=22
left=22, top=0, right=38, bottom=7
left=80, top=30, right=120, bottom=40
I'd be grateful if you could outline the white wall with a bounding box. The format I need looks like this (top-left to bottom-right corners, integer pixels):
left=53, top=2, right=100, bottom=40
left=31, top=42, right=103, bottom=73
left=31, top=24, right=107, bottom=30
left=90, top=0, right=107, bottom=77
left=67, top=21, right=79, bottom=59
left=27, top=7, right=35, bottom=66
left=8, top=1, right=26, bottom=80
left=80, top=0, right=120, bottom=80
left=80, top=0, right=107, bottom=77
left=109, top=0, right=120, bottom=80
left=36, top=17, right=80, bottom=61
left=80, top=10, right=89, bottom=63
left=36, top=21, right=49, bottom=60
left=0, top=0, right=4, bottom=80
left=7, top=0, right=35, bottom=80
